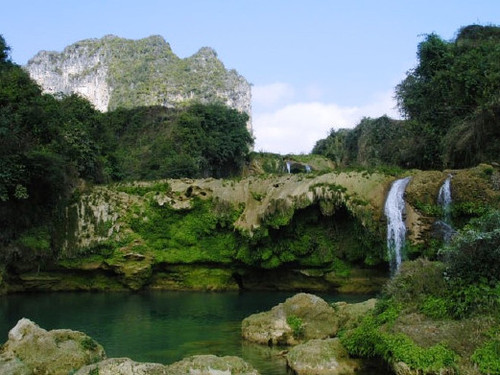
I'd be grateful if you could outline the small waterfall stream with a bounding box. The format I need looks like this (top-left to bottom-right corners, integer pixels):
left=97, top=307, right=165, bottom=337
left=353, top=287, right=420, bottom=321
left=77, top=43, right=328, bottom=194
left=384, top=177, right=411, bottom=274
left=437, top=174, right=453, bottom=224
left=435, top=174, right=456, bottom=243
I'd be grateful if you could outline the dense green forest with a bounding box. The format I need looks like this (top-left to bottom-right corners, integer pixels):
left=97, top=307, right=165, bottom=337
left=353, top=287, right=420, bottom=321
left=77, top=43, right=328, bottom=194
left=0, top=34, right=252, bottom=249
left=313, top=25, right=500, bottom=170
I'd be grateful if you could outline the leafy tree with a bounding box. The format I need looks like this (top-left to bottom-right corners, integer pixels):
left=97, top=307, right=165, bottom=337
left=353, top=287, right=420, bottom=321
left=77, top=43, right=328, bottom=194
left=104, top=103, right=253, bottom=180
left=0, top=35, right=10, bottom=63
left=315, top=25, right=500, bottom=170
left=395, top=25, right=500, bottom=167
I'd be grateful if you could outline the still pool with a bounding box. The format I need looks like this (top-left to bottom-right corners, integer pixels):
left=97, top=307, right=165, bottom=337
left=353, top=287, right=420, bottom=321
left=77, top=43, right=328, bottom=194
left=0, top=291, right=385, bottom=374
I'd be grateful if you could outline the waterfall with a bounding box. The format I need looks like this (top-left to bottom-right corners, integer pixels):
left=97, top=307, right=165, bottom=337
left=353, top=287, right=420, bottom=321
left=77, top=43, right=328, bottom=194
left=286, top=161, right=291, bottom=174
left=384, top=177, right=411, bottom=274
left=435, top=174, right=456, bottom=242
left=437, top=174, right=453, bottom=224
left=305, top=164, right=311, bottom=173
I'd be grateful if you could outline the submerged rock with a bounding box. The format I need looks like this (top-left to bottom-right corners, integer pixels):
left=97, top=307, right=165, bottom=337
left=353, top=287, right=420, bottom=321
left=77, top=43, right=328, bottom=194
left=167, top=354, right=259, bottom=375
left=0, top=318, right=105, bottom=375
left=75, top=357, right=169, bottom=375
left=286, top=338, right=360, bottom=375
left=241, top=293, right=339, bottom=346
left=76, top=355, right=260, bottom=375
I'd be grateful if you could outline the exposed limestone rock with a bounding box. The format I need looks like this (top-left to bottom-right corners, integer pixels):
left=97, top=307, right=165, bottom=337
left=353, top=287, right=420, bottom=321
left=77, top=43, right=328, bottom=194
left=241, top=293, right=339, bottom=346
left=286, top=338, right=361, bottom=375
left=25, top=35, right=252, bottom=132
left=0, top=318, right=105, bottom=375
left=63, top=171, right=394, bottom=256
left=166, top=354, right=259, bottom=375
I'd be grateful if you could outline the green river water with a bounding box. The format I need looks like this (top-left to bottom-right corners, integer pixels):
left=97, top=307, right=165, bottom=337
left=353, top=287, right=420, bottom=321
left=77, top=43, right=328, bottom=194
left=0, top=291, right=388, bottom=374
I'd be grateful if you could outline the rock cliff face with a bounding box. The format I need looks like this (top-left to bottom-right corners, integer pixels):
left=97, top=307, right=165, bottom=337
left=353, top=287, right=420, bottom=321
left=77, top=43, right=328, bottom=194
left=26, top=35, right=252, bottom=131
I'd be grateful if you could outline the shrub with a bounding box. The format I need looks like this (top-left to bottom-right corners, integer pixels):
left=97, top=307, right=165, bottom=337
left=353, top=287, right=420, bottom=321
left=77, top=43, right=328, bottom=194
left=472, top=336, right=500, bottom=374
left=287, top=315, right=304, bottom=338
left=383, top=258, right=447, bottom=305
left=441, top=210, right=500, bottom=284
left=341, top=313, right=457, bottom=372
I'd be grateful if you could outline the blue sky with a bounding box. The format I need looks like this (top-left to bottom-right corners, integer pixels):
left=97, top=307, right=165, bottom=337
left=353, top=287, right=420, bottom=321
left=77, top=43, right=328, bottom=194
left=3, top=1, right=500, bottom=154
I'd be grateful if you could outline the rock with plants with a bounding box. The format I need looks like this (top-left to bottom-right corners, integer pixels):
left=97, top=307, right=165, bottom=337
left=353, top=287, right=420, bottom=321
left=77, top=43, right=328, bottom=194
left=0, top=318, right=105, bottom=375
left=241, top=293, right=340, bottom=346
left=286, top=338, right=361, bottom=375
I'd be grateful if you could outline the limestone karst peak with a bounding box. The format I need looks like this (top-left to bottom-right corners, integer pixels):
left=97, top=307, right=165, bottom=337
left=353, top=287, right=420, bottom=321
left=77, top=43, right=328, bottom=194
left=192, top=46, right=218, bottom=59
left=25, top=35, right=252, bottom=129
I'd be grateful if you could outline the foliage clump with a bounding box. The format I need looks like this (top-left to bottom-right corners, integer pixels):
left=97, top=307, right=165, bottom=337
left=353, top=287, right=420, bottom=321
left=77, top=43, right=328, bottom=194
left=314, top=24, right=500, bottom=170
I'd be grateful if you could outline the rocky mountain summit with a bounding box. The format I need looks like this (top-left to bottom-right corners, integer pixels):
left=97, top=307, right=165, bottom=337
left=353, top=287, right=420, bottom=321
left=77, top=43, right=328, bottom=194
left=26, top=35, right=252, bottom=130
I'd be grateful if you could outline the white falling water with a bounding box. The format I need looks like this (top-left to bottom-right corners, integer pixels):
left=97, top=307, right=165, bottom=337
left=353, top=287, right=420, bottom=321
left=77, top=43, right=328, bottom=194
left=286, top=161, right=291, bottom=174
left=437, top=174, right=453, bottom=224
left=384, top=177, right=411, bottom=274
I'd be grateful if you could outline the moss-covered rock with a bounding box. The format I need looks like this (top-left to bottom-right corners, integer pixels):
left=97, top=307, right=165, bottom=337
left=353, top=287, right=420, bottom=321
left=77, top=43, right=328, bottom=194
left=332, top=298, right=377, bottom=331
left=77, top=355, right=260, bottom=375
left=241, top=293, right=339, bottom=346
left=0, top=318, right=105, bottom=375
left=166, top=354, right=259, bottom=375
left=149, top=265, right=240, bottom=291
left=75, top=357, right=169, bottom=374
left=286, top=338, right=361, bottom=375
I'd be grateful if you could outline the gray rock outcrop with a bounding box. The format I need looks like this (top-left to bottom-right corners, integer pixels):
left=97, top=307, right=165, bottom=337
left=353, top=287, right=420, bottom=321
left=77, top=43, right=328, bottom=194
left=241, top=293, right=339, bottom=346
left=286, top=338, right=360, bottom=375
left=0, top=318, right=105, bottom=375
left=26, top=35, right=252, bottom=131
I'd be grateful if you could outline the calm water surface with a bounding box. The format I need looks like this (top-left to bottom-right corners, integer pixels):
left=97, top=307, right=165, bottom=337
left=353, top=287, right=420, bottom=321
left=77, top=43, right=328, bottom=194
left=0, top=291, right=384, bottom=375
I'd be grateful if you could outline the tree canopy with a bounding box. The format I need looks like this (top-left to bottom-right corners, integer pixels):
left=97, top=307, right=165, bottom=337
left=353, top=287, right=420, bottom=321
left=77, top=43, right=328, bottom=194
left=314, top=24, right=500, bottom=170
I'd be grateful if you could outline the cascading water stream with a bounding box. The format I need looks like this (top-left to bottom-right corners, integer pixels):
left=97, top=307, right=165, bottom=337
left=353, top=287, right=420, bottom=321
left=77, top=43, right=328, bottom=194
left=435, top=174, right=456, bottom=243
left=437, top=174, right=453, bottom=224
left=384, top=177, right=411, bottom=274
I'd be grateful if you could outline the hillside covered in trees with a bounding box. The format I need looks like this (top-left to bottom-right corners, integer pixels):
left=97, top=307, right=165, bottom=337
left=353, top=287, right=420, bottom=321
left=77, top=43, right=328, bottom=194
left=313, top=25, right=500, bottom=170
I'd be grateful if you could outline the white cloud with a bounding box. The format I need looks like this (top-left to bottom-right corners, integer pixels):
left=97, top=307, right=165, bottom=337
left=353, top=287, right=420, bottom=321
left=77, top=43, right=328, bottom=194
left=252, top=90, right=399, bottom=155
left=252, top=82, right=295, bottom=108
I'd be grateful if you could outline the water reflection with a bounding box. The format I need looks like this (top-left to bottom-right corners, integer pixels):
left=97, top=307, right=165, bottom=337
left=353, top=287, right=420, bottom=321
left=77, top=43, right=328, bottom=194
left=0, top=291, right=376, bottom=375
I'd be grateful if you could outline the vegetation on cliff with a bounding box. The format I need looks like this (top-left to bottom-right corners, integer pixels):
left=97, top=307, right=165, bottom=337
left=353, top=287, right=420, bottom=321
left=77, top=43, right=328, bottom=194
left=26, top=34, right=252, bottom=115
left=314, top=25, right=500, bottom=170
left=0, top=35, right=253, bottom=265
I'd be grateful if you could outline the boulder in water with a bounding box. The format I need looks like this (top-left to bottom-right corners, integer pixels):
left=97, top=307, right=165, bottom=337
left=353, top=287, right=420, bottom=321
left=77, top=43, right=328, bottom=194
left=75, top=357, right=169, bottom=374
left=286, top=338, right=360, bottom=375
left=0, top=318, right=105, bottom=375
left=241, top=293, right=339, bottom=346
left=167, top=354, right=259, bottom=375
